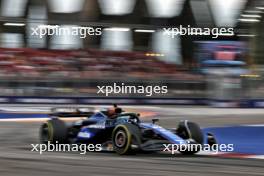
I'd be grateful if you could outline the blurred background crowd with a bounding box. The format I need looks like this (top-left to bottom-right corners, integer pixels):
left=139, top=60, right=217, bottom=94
left=0, top=0, right=263, bottom=100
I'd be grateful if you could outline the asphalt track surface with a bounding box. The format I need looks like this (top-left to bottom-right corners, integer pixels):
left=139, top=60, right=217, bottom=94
left=0, top=105, right=264, bottom=176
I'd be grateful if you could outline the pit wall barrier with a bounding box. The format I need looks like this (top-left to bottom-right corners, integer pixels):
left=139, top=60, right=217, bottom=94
left=0, top=96, right=263, bottom=108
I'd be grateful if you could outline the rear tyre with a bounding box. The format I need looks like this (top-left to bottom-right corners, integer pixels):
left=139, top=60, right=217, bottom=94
left=176, top=120, right=204, bottom=154
left=40, top=119, right=68, bottom=144
left=112, top=123, right=142, bottom=155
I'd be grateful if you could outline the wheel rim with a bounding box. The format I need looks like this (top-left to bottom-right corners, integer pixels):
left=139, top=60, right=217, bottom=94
left=115, top=130, right=127, bottom=148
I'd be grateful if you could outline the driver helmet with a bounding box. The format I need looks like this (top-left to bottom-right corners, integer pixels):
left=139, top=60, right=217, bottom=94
left=107, top=104, right=123, bottom=118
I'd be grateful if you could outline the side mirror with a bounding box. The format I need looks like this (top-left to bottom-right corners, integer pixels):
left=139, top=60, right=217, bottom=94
left=152, top=118, right=159, bottom=124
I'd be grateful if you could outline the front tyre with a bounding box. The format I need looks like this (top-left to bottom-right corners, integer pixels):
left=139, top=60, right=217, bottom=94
left=176, top=120, right=204, bottom=154
left=112, top=123, right=141, bottom=155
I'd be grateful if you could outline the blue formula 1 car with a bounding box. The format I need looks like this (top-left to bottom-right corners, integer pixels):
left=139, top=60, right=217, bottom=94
left=40, top=105, right=212, bottom=155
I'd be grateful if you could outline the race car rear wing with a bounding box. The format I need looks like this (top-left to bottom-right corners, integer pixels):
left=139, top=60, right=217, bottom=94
left=49, top=107, right=95, bottom=117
